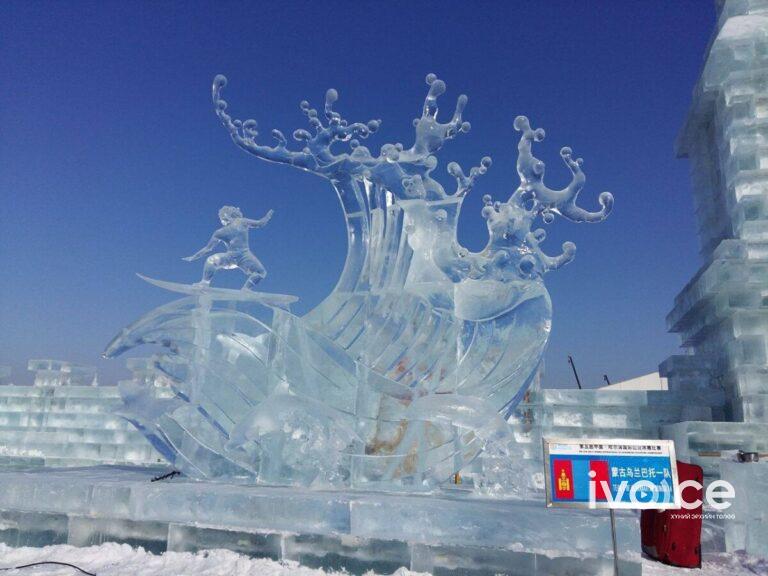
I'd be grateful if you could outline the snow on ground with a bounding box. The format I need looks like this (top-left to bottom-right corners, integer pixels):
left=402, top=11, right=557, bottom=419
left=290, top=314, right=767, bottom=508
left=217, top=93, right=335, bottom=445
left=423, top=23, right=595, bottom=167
left=0, top=543, right=765, bottom=576
left=0, top=543, right=415, bottom=576
left=642, top=552, right=767, bottom=576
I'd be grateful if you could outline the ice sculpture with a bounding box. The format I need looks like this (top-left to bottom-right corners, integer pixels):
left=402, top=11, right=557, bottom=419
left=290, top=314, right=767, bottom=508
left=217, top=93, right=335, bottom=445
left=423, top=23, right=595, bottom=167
left=183, top=206, right=273, bottom=290
left=104, top=73, right=613, bottom=489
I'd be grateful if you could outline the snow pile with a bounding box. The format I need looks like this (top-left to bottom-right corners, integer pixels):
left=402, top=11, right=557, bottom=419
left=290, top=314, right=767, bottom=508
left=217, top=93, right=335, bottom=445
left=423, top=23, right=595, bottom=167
left=0, top=543, right=765, bottom=576
left=643, top=552, right=768, bottom=576
left=0, top=543, right=421, bottom=576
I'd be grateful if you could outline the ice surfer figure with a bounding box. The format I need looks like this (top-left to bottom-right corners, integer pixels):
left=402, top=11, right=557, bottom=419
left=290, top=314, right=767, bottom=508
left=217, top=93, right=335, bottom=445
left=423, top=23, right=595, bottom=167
left=184, top=205, right=273, bottom=290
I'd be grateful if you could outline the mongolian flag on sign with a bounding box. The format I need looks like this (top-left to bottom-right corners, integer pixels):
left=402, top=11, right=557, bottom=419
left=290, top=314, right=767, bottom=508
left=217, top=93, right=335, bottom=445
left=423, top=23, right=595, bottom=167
left=553, top=459, right=574, bottom=499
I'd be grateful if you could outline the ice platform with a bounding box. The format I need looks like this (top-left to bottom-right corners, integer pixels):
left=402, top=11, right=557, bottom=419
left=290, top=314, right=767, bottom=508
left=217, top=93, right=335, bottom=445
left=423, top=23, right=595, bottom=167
left=0, top=466, right=641, bottom=575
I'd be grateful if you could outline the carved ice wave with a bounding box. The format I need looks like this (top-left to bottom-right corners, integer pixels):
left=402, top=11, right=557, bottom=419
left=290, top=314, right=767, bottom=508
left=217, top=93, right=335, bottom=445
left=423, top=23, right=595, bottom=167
left=104, top=74, right=613, bottom=489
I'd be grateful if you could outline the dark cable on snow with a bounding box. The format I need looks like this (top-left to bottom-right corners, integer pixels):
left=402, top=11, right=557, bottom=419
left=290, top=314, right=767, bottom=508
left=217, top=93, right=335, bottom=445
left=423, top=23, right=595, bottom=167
left=151, top=469, right=180, bottom=482
left=0, top=560, right=96, bottom=575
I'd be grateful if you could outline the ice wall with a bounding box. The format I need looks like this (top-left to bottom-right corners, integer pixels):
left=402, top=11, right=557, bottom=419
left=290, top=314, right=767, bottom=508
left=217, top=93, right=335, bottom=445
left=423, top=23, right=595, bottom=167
left=662, top=0, right=768, bottom=429
left=0, top=360, right=164, bottom=468
left=661, top=0, right=768, bottom=560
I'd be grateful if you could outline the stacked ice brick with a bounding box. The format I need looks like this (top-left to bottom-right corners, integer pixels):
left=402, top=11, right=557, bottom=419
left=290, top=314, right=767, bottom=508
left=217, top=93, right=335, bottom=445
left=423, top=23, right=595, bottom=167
left=468, top=384, right=710, bottom=501
left=0, top=464, right=643, bottom=576
left=28, top=359, right=97, bottom=388
left=660, top=0, right=768, bottom=468
left=0, top=360, right=163, bottom=468
left=657, top=0, right=768, bottom=559
left=719, top=457, right=768, bottom=558
left=520, top=389, right=710, bottom=444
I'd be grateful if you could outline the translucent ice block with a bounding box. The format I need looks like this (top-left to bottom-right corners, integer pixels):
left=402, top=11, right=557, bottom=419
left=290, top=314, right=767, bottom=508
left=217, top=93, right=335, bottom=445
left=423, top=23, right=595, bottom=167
left=28, top=359, right=96, bottom=387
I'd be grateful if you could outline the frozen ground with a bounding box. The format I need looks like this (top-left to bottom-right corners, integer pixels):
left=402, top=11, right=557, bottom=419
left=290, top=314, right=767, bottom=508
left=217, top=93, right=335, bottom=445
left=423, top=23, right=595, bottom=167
left=0, top=543, right=765, bottom=576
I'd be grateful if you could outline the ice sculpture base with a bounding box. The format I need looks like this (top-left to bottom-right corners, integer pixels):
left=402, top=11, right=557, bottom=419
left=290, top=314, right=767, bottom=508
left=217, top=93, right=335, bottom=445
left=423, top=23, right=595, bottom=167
left=0, top=465, right=641, bottom=575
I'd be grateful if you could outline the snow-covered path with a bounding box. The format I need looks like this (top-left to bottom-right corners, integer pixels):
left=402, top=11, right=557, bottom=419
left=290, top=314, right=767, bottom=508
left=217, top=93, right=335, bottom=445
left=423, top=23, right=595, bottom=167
left=0, top=543, right=765, bottom=576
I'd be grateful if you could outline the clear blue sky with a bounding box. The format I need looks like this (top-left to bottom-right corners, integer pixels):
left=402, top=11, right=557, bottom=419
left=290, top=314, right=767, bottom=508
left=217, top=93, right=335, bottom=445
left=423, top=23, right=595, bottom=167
left=0, top=1, right=715, bottom=388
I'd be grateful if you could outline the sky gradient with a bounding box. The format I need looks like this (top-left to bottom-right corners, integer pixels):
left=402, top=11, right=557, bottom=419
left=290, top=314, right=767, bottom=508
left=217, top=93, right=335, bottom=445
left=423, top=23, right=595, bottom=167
left=0, top=1, right=716, bottom=388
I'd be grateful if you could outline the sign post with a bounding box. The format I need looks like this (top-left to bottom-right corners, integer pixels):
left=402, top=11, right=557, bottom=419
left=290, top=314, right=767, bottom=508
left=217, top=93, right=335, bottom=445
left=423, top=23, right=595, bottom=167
left=610, top=508, right=619, bottom=576
left=543, top=438, right=680, bottom=575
